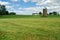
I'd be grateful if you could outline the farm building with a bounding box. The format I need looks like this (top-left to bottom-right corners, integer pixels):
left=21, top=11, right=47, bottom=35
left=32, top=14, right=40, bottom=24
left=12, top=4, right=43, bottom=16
left=32, top=13, right=39, bottom=15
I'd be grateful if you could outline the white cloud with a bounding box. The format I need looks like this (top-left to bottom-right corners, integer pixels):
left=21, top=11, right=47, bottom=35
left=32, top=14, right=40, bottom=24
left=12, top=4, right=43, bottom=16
left=11, top=0, right=19, bottom=2
left=23, top=0, right=30, bottom=2
left=0, top=1, right=10, bottom=5
left=35, top=0, right=60, bottom=13
left=9, top=10, right=32, bottom=15
left=6, top=6, right=14, bottom=9
left=22, top=0, right=60, bottom=14
left=9, top=6, right=44, bottom=15
left=6, top=5, right=15, bottom=11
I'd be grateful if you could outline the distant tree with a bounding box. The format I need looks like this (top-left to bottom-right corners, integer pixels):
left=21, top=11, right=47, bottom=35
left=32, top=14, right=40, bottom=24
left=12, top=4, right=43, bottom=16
left=6, top=11, right=9, bottom=15
left=0, top=5, right=2, bottom=15
left=9, top=12, right=16, bottom=15
left=0, top=10, right=2, bottom=15
left=39, top=12, right=42, bottom=15
left=53, top=11, right=57, bottom=15
left=0, top=5, right=7, bottom=15
left=1, top=5, right=6, bottom=15
left=0, top=4, right=17, bottom=15
left=49, top=12, right=53, bottom=15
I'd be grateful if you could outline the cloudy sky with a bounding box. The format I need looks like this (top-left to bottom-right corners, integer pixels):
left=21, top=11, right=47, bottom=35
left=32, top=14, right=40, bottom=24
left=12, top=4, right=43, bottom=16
left=0, top=0, right=60, bottom=15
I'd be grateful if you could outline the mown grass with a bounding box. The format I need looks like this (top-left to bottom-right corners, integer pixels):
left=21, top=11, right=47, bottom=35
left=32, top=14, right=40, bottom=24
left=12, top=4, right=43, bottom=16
left=0, top=15, right=60, bottom=18
left=0, top=15, right=60, bottom=40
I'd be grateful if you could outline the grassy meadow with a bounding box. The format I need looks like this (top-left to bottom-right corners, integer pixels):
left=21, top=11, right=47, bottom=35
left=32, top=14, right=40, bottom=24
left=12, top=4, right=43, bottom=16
left=0, top=15, right=60, bottom=40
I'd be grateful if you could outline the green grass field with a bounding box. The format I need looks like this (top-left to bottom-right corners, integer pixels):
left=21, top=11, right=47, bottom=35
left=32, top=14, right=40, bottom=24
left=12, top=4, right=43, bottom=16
left=0, top=15, right=60, bottom=40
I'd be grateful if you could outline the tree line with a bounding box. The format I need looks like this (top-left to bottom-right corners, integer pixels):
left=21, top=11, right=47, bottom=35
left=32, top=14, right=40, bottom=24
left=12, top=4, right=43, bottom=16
left=0, top=4, right=16, bottom=15
left=39, top=11, right=59, bottom=15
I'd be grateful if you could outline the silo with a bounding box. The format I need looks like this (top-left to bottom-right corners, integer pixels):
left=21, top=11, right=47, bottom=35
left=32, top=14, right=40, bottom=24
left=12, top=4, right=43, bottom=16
left=43, top=8, right=48, bottom=16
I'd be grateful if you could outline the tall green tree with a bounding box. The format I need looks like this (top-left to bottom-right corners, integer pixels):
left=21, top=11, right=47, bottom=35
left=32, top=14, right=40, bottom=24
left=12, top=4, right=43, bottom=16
left=0, top=4, right=16, bottom=15
left=0, top=4, right=8, bottom=15
left=53, top=11, right=57, bottom=15
left=39, top=12, right=42, bottom=15
left=0, top=5, right=2, bottom=15
left=6, top=11, right=9, bottom=15
left=1, top=5, right=6, bottom=15
left=9, top=12, right=16, bottom=15
left=49, top=12, right=53, bottom=15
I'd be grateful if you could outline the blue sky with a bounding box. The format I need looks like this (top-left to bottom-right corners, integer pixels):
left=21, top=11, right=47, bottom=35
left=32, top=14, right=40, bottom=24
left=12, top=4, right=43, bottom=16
left=0, top=0, right=60, bottom=15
